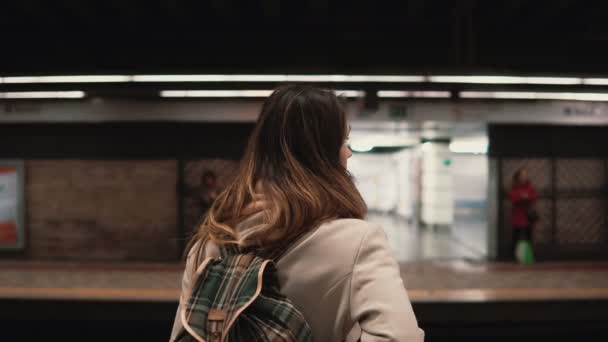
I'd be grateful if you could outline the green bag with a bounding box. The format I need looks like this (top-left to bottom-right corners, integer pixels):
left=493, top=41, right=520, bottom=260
left=515, top=239, right=535, bottom=265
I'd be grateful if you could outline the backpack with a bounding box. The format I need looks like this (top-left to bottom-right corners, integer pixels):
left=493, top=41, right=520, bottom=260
left=175, top=240, right=313, bottom=342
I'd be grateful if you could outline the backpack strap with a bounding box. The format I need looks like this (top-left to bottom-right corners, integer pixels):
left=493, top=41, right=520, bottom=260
left=214, top=226, right=313, bottom=261
left=218, top=241, right=241, bottom=258
left=192, top=237, right=235, bottom=265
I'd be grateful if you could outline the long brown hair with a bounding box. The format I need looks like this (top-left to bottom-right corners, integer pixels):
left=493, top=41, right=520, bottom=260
left=190, top=85, right=367, bottom=251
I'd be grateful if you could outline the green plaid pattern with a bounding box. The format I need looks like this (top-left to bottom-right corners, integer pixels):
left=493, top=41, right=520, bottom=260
left=176, top=248, right=313, bottom=342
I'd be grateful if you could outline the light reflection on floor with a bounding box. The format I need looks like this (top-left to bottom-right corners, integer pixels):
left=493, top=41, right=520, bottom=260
left=367, top=211, right=488, bottom=262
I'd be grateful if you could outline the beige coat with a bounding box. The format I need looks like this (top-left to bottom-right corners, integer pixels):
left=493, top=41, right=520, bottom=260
left=171, top=214, right=424, bottom=341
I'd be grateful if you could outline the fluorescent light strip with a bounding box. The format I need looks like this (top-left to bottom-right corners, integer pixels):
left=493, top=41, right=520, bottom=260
left=583, top=78, right=608, bottom=85
left=525, top=77, right=583, bottom=85
left=2, top=75, right=131, bottom=83
left=449, top=136, right=489, bottom=154
left=0, top=91, right=86, bottom=99
left=428, top=76, right=583, bottom=85
left=0, top=74, right=423, bottom=84
left=325, top=75, right=424, bottom=82
left=377, top=91, right=451, bottom=98
left=138, top=74, right=425, bottom=83
left=350, top=135, right=418, bottom=152
left=460, top=91, right=608, bottom=101
left=160, top=89, right=364, bottom=98
left=137, top=75, right=284, bottom=82
left=334, top=90, right=364, bottom=97
left=160, top=90, right=273, bottom=97
left=1, top=74, right=607, bottom=86
left=449, top=141, right=488, bottom=154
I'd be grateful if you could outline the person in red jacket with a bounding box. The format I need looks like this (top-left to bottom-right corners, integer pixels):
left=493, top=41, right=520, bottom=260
left=510, top=168, right=539, bottom=258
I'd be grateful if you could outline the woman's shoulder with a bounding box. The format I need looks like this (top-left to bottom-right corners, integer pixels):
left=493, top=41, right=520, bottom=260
left=279, top=218, right=384, bottom=277
left=185, top=237, right=221, bottom=266
left=321, top=217, right=379, bottom=232
left=185, top=219, right=382, bottom=267
left=312, top=218, right=382, bottom=245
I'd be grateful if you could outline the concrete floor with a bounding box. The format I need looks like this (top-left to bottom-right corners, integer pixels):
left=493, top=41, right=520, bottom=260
left=4, top=210, right=608, bottom=304
left=1, top=259, right=607, bottom=303
left=369, top=211, right=488, bottom=262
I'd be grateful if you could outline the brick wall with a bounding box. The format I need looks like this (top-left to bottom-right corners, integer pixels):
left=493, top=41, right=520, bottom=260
left=26, top=160, right=179, bottom=261
left=181, top=159, right=240, bottom=241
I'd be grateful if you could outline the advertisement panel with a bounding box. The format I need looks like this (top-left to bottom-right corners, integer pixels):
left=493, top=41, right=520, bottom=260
left=0, top=161, right=25, bottom=250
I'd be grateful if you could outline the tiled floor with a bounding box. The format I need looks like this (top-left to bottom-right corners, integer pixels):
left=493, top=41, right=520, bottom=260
left=1, top=259, right=607, bottom=303
left=369, top=211, right=487, bottom=262
left=2, top=212, right=608, bottom=304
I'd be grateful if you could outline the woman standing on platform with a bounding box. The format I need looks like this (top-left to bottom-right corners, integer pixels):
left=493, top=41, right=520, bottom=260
left=171, top=85, right=424, bottom=341
left=510, top=168, right=539, bottom=259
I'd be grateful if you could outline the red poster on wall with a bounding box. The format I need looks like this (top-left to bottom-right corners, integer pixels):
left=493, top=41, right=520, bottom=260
left=0, top=164, right=22, bottom=249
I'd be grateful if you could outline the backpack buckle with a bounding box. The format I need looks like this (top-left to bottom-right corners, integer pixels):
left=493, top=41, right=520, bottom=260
left=208, top=309, right=227, bottom=322
left=208, top=309, right=226, bottom=342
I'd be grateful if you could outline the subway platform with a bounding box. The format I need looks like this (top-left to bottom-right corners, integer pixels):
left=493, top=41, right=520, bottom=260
left=1, top=260, right=607, bottom=341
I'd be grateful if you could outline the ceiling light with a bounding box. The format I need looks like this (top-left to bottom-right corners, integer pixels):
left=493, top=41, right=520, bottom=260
left=449, top=137, right=489, bottom=154
left=428, top=76, right=582, bottom=85
left=137, top=74, right=425, bottom=83
left=160, top=89, right=364, bottom=98
left=2, top=74, right=607, bottom=86
left=460, top=91, right=537, bottom=99
left=329, top=75, right=424, bottom=82
left=0, top=91, right=86, bottom=99
left=460, top=91, right=608, bottom=101
left=160, top=90, right=273, bottom=97
left=1, top=75, right=131, bottom=83
left=136, top=75, right=285, bottom=82
left=349, top=134, right=417, bottom=153
left=582, top=78, right=608, bottom=85
left=350, top=141, right=375, bottom=152
left=377, top=91, right=451, bottom=98
left=421, top=142, right=434, bottom=151
left=334, top=90, right=364, bottom=97
left=525, top=77, right=583, bottom=85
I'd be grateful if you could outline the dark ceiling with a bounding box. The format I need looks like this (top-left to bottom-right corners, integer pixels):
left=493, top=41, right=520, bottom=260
left=2, top=0, right=608, bottom=75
